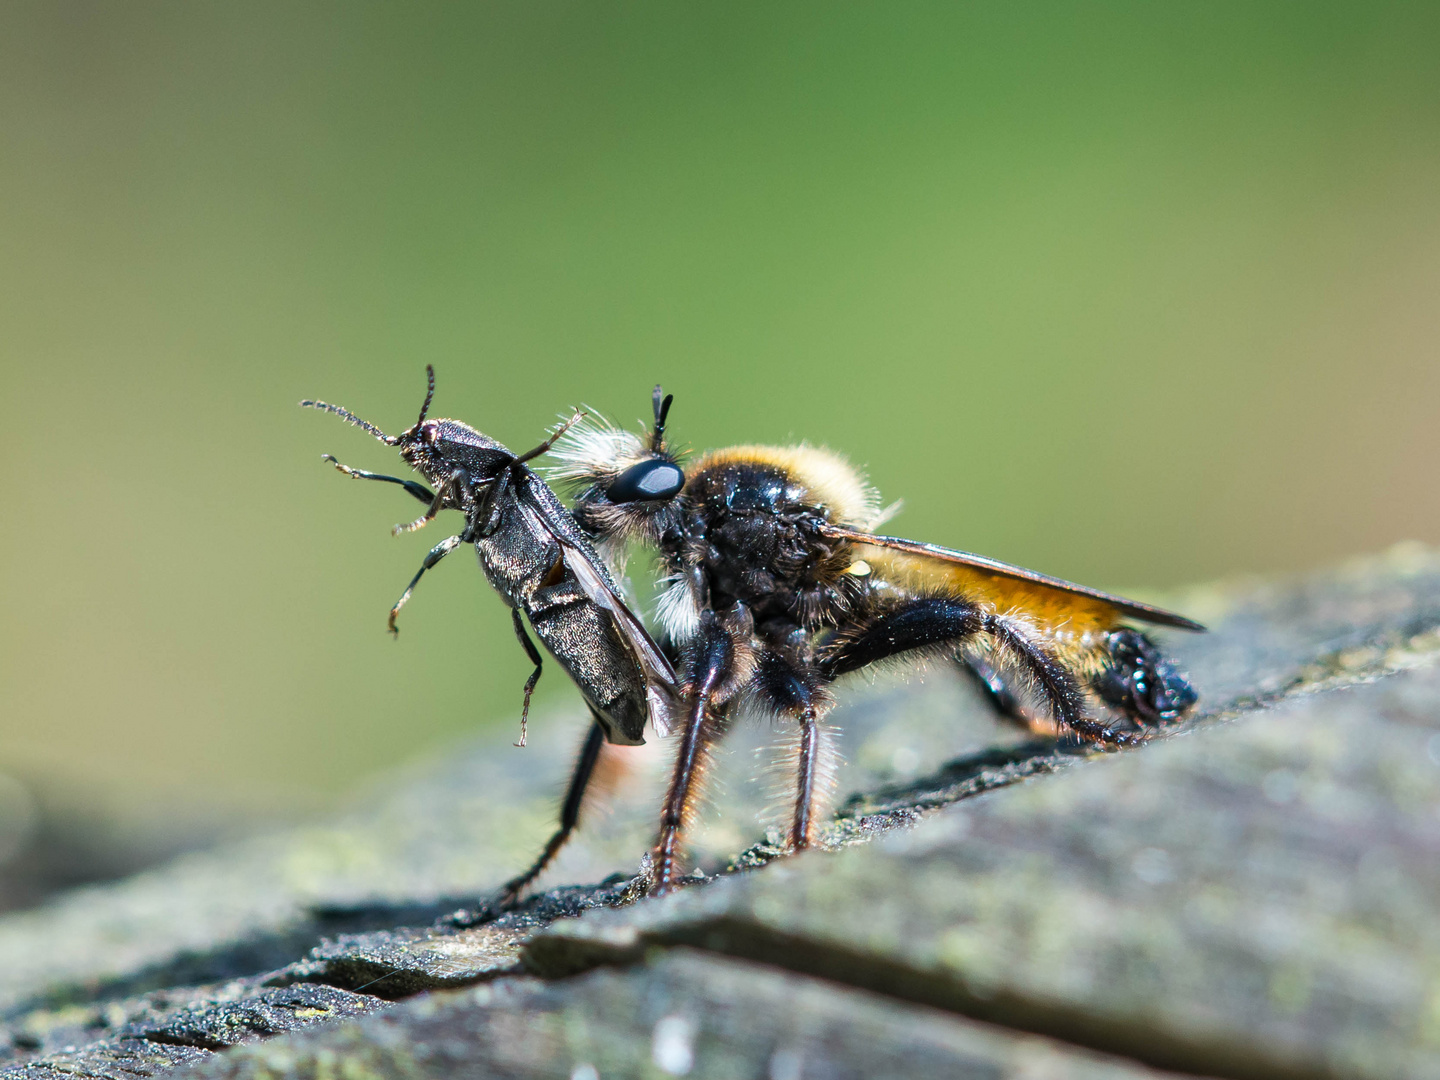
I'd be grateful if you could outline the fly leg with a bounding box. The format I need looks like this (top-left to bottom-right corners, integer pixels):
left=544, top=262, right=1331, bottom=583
left=826, top=598, right=1144, bottom=748
left=496, top=718, right=606, bottom=908
left=980, top=613, right=1144, bottom=747
left=958, top=654, right=1058, bottom=737
left=1091, top=628, right=1197, bottom=728
left=654, top=611, right=736, bottom=895
left=791, top=706, right=825, bottom=849
left=387, top=529, right=470, bottom=635
left=321, top=455, right=434, bottom=505
left=751, top=648, right=833, bottom=851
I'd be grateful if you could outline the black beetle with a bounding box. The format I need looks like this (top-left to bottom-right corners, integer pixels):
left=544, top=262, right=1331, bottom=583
left=302, top=367, right=676, bottom=900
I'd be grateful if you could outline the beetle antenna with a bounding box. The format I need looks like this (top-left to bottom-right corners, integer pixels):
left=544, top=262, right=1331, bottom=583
left=299, top=399, right=396, bottom=445
left=417, top=365, right=437, bottom=426
left=651, top=385, right=673, bottom=451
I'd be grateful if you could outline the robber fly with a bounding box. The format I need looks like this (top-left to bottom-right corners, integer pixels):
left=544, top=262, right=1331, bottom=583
left=301, top=368, right=677, bottom=901
left=546, top=387, right=1204, bottom=894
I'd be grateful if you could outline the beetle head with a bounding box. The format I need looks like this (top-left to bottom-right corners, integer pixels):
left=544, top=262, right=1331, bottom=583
left=386, top=367, right=513, bottom=485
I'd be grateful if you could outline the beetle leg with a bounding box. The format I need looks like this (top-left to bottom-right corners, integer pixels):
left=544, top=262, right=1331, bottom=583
left=387, top=530, right=469, bottom=635
left=470, top=471, right=512, bottom=538
left=509, top=608, right=544, bottom=748
left=394, top=468, right=465, bottom=535
left=496, top=718, right=606, bottom=908
left=509, top=410, right=586, bottom=468
left=321, top=454, right=434, bottom=505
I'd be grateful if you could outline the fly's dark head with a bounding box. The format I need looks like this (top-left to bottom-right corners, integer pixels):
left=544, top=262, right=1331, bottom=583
left=548, top=384, right=687, bottom=550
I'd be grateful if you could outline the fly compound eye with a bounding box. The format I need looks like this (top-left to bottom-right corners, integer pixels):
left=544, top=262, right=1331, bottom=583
left=609, top=459, right=685, bottom=503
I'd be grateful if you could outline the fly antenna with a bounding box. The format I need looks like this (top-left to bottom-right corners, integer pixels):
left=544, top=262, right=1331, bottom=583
left=416, top=364, right=437, bottom=426
left=298, top=399, right=395, bottom=444
left=651, top=384, right=673, bottom=451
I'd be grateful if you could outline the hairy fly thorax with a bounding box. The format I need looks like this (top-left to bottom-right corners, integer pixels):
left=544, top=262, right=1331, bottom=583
left=669, top=447, right=883, bottom=636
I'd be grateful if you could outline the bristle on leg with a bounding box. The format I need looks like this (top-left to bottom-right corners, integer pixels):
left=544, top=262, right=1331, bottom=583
left=760, top=710, right=841, bottom=850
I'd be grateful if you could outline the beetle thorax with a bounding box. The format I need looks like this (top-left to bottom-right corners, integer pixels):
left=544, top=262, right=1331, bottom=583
left=398, top=418, right=513, bottom=493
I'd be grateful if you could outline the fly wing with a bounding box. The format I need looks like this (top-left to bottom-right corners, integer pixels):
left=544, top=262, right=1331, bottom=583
left=819, top=524, right=1205, bottom=632
left=554, top=533, right=680, bottom=735
left=516, top=495, right=680, bottom=735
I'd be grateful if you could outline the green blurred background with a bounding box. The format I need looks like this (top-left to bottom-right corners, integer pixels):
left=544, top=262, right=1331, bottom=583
left=1, top=2, right=1437, bottom=894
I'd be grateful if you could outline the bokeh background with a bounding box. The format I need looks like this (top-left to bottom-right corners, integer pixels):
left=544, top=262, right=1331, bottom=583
left=1, top=3, right=1437, bottom=904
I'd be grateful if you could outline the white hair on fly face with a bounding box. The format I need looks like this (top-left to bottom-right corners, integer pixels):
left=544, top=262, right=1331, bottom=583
left=545, top=413, right=648, bottom=488
left=592, top=533, right=630, bottom=579
left=654, top=574, right=700, bottom=644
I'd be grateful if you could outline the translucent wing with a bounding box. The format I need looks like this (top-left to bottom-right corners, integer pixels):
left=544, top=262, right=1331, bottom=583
left=819, top=524, right=1205, bottom=632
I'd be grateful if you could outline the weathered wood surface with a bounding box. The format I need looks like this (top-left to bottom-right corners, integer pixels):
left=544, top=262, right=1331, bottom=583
left=199, top=951, right=1193, bottom=1080
left=2, top=544, right=1438, bottom=1079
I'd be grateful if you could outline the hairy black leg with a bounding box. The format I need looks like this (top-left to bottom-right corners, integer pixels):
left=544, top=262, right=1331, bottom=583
left=792, top=707, right=821, bottom=848
left=826, top=598, right=1145, bottom=748
left=1093, top=628, right=1197, bottom=726
left=826, top=597, right=983, bottom=676
left=958, top=654, right=1044, bottom=731
left=655, top=612, right=734, bottom=895
left=322, top=454, right=434, bottom=505
left=752, top=647, right=829, bottom=850
left=395, top=468, right=466, bottom=535
left=388, top=528, right=472, bottom=634
left=978, top=614, right=1144, bottom=747
left=510, top=608, right=543, bottom=748
left=496, top=719, right=605, bottom=907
